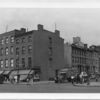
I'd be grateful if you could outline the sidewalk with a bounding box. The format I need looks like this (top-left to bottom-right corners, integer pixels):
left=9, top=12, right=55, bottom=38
left=74, top=82, right=100, bottom=87
left=3, top=80, right=54, bottom=85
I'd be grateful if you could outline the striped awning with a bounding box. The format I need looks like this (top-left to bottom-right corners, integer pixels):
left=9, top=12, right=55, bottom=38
left=0, top=71, right=4, bottom=74
left=18, top=70, right=34, bottom=75
left=10, top=70, right=18, bottom=76
left=3, top=70, right=10, bottom=75
left=10, top=70, right=34, bottom=76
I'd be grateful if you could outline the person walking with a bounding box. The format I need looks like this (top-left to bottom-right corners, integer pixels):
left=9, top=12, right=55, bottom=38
left=76, top=74, right=80, bottom=84
left=87, top=75, right=90, bottom=85
left=71, top=75, right=74, bottom=85
left=96, top=77, right=98, bottom=82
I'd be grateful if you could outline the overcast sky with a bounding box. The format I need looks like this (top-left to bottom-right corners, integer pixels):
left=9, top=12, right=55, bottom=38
left=0, top=8, right=100, bottom=46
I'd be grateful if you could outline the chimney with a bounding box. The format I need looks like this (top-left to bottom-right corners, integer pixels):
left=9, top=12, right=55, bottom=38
left=55, top=30, right=60, bottom=36
left=38, top=24, right=43, bottom=31
left=20, top=28, right=26, bottom=33
left=73, top=37, right=81, bottom=44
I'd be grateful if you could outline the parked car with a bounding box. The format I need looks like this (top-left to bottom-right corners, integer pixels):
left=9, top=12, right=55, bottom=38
left=33, top=74, right=40, bottom=82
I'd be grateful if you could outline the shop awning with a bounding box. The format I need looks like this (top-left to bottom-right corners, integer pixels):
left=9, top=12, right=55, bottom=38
left=18, top=70, right=34, bottom=75
left=20, top=75, right=28, bottom=81
left=29, top=70, right=34, bottom=74
left=60, top=68, right=68, bottom=72
left=0, top=71, right=4, bottom=74
left=10, top=70, right=34, bottom=76
left=10, top=70, right=18, bottom=76
left=3, top=70, right=10, bottom=75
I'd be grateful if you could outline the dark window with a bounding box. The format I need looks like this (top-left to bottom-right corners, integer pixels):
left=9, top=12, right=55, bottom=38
left=16, top=39, right=20, bottom=44
left=28, top=36, right=32, bottom=42
left=49, top=37, right=52, bottom=46
left=28, top=45, right=32, bottom=54
left=48, top=47, right=53, bottom=56
left=0, top=60, right=3, bottom=68
left=22, top=58, right=25, bottom=68
left=10, top=58, right=14, bottom=67
left=1, top=38, right=4, bottom=45
left=28, top=57, right=32, bottom=68
left=11, top=36, right=14, bottom=43
left=22, top=37, right=25, bottom=43
left=48, top=37, right=53, bottom=56
left=49, top=57, right=53, bottom=61
left=5, top=47, right=8, bottom=55
left=5, top=59, right=8, bottom=68
left=49, top=37, right=52, bottom=43
left=22, top=46, right=26, bottom=54
left=10, top=46, right=14, bottom=54
left=16, top=59, right=19, bottom=68
left=16, top=47, right=19, bottom=55
left=5, top=37, right=9, bottom=44
left=0, top=48, right=3, bottom=56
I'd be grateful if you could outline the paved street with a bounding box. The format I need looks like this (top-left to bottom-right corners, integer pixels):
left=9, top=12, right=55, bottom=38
left=0, top=81, right=100, bottom=93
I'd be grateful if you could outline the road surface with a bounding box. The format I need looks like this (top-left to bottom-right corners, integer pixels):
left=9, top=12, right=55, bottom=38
left=0, top=81, right=100, bottom=93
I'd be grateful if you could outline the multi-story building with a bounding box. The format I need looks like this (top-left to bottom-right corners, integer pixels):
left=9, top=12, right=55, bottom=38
left=89, top=45, right=100, bottom=73
left=64, top=37, right=100, bottom=74
left=0, top=30, right=18, bottom=71
left=0, top=24, right=64, bottom=80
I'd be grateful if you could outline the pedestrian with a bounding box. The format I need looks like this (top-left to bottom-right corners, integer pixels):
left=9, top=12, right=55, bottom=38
left=87, top=75, right=90, bottom=85
left=79, top=74, right=82, bottom=84
left=71, top=75, right=74, bottom=85
left=14, top=75, right=17, bottom=83
left=76, top=74, right=80, bottom=84
left=96, top=77, right=98, bottom=82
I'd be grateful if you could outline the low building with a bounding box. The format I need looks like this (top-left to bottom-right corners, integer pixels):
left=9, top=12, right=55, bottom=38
left=64, top=37, right=100, bottom=74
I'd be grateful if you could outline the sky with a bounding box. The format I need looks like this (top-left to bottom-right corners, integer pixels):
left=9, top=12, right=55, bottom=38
left=1, top=8, right=100, bottom=46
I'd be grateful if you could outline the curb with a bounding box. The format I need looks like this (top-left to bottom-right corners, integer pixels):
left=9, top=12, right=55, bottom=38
left=74, top=84, right=100, bottom=87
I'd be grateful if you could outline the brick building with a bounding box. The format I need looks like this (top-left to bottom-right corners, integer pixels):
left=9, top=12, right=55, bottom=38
left=0, top=24, right=64, bottom=80
left=64, top=37, right=100, bottom=74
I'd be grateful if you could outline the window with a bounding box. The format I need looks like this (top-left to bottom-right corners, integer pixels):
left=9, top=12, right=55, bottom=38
left=10, top=58, right=14, bottom=67
left=49, top=37, right=52, bottom=47
left=16, top=59, right=19, bottom=68
left=1, top=38, right=4, bottom=45
left=0, top=60, right=3, bottom=68
left=10, top=46, right=14, bottom=54
left=22, top=58, right=25, bottom=68
left=5, top=37, right=9, bottom=44
left=49, top=37, right=52, bottom=43
left=28, top=36, right=32, bottom=42
left=5, top=59, right=8, bottom=67
left=16, top=39, right=20, bottom=44
left=0, top=48, right=3, bottom=56
left=11, top=36, right=14, bottom=43
left=28, top=57, right=32, bottom=68
left=48, top=47, right=53, bottom=56
left=49, top=57, right=53, bottom=61
left=5, top=47, right=8, bottom=55
left=22, top=37, right=25, bottom=43
left=28, top=45, right=32, bottom=53
left=22, top=46, right=26, bottom=54
left=16, top=47, right=19, bottom=55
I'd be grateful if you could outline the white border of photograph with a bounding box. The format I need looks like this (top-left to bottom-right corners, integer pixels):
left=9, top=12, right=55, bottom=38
left=0, top=0, right=99, bottom=99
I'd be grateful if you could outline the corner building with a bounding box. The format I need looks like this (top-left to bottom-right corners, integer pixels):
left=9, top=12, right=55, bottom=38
left=0, top=24, right=64, bottom=80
